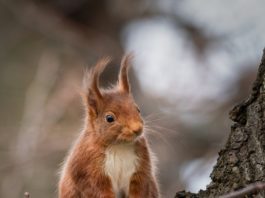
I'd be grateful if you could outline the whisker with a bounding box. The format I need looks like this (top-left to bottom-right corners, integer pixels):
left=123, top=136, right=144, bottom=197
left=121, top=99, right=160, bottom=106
left=144, top=118, right=165, bottom=124
left=144, top=112, right=163, bottom=119
left=143, top=125, right=170, bottom=147
left=144, top=118, right=179, bottom=137
left=143, top=112, right=168, bottom=122
left=143, top=112, right=184, bottom=152
left=150, top=125, right=178, bottom=136
left=144, top=127, right=176, bottom=153
left=144, top=113, right=171, bottom=126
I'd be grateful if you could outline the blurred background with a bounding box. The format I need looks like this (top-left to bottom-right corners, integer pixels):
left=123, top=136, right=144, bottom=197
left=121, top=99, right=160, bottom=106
left=0, top=0, right=264, bottom=197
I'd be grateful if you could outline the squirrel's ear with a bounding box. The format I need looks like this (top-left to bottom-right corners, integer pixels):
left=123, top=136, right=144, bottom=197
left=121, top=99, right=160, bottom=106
left=118, top=54, right=133, bottom=94
left=83, top=57, right=111, bottom=117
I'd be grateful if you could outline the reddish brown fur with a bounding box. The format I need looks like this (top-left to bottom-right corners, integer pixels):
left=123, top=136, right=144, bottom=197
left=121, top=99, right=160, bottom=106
left=58, top=55, right=159, bottom=198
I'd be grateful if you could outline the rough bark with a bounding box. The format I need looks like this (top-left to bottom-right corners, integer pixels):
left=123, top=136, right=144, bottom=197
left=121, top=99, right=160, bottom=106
left=175, top=49, right=265, bottom=198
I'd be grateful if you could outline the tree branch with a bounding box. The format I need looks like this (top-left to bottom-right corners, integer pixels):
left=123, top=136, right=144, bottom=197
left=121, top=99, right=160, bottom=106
left=220, top=182, right=265, bottom=198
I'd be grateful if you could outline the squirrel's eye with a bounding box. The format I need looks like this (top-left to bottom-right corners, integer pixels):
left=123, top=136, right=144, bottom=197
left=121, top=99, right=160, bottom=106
left=105, top=114, right=115, bottom=123
left=137, top=107, right=141, bottom=113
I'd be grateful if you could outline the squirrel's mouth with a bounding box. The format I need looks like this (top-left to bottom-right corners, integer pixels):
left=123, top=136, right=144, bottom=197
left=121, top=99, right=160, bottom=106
left=116, top=131, right=142, bottom=143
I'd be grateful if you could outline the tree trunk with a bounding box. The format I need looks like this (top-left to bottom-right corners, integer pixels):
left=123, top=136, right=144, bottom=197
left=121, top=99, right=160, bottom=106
left=175, top=49, right=265, bottom=198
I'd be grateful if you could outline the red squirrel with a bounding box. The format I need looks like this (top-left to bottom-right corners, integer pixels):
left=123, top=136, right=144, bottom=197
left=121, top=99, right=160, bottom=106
left=58, top=55, right=160, bottom=198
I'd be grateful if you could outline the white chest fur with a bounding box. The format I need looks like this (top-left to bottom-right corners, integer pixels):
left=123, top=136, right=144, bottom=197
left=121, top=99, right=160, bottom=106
left=104, top=144, right=139, bottom=196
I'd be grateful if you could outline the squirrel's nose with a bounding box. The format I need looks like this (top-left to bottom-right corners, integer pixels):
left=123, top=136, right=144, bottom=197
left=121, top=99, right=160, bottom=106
left=125, top=119, right=144, bottom=137
left=131, top=123, right=143, bottom=136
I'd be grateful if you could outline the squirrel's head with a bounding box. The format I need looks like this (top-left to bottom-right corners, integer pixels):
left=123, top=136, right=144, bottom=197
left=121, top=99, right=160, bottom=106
left=82, top=55, right=143, bottom=144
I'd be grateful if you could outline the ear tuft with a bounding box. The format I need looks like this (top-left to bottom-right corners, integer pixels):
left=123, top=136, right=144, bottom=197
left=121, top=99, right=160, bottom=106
left=83, top=57, right=111, bottom=97
left=83, top=57, right=111, bottom=117
left=93, top=57, right=111, bottom=98
left=119, top=53, right=133, bottom=93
